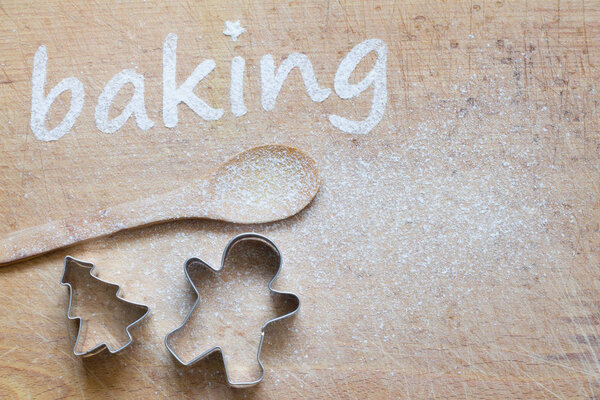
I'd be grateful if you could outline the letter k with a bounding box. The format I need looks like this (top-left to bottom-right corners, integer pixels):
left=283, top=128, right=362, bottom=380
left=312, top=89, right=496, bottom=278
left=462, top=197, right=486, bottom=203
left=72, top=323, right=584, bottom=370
left=163, top=33, right=224, bottom=127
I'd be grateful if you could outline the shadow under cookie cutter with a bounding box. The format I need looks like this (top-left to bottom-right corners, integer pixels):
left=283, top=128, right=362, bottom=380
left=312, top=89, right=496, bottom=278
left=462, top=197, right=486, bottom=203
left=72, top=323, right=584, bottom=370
left=60, top=256, right=150, bottom=357
left=164, top=233, right=300, bottom=387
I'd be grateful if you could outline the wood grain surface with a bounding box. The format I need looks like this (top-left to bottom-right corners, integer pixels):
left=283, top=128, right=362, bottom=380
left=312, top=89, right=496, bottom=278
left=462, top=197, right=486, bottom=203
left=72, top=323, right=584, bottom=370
left=0, top=0, right=599, bottom=398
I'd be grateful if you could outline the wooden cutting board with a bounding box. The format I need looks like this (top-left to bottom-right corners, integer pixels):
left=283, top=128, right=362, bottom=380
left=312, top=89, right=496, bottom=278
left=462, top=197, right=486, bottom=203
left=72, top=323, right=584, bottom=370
left=1, top=0, right=599, bottom=398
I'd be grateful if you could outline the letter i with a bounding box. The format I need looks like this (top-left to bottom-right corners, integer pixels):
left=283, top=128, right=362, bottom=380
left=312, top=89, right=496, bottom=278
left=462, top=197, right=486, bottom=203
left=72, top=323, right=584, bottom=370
left=230, top=56, right=246, bottom=117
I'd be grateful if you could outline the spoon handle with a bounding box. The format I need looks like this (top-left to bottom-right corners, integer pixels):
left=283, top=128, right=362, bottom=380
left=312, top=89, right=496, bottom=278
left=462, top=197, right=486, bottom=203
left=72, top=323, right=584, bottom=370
left=0, top=187, right=203, bottom=267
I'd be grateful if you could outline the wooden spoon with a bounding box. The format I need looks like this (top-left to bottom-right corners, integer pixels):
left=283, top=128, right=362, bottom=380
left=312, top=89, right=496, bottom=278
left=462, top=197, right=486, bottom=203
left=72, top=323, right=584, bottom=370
left=0, top=145, right=320, bottom=267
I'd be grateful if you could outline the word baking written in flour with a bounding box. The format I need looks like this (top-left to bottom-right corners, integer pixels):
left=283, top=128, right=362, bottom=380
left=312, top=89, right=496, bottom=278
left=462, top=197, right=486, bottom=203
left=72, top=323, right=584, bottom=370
left=30, top=34, right=388, bottom=142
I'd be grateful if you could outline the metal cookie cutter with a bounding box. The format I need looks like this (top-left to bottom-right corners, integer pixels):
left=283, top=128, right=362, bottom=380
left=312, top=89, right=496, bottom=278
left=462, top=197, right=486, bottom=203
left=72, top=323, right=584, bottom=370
left=60, top=256, right=150, bottom=357
left=164, top=233, right=300, bottom=387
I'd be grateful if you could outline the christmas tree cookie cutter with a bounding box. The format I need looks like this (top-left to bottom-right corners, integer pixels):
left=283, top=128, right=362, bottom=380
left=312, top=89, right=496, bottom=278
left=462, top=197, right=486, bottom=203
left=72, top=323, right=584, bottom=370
left=60, top=256, right=150, bottom=357
left=164, top=233, right=300, bottom=387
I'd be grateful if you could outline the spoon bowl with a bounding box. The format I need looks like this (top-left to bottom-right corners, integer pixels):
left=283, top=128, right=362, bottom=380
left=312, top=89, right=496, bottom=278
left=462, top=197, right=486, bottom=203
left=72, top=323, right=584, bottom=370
left=206, top=145, right=320, bottom=223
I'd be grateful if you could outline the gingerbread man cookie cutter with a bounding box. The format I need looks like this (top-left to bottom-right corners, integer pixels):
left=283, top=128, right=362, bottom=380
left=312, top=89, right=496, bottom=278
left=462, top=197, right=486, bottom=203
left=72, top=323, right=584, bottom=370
left=164, top=233, right=300, bottom=387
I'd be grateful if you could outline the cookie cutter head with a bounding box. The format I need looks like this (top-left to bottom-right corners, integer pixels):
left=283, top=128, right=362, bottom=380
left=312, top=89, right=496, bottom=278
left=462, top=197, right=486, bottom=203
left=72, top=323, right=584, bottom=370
left=164, top=233, right=300, bottom=387
left=60, top=256, right=150, bottom=357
